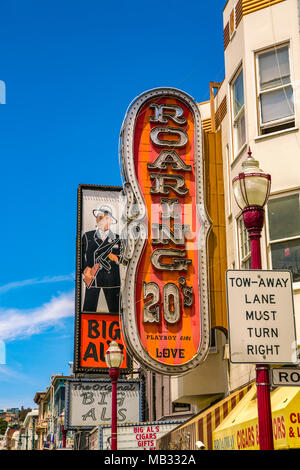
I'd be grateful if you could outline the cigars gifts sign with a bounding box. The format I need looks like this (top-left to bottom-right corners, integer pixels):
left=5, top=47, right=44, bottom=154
left=120, top=88, right=211, bottom=374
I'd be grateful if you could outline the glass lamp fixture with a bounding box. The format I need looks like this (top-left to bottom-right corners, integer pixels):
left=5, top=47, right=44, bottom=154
left=231, top=147, right=274, bottom=451
left=232, top=147, right=271, bottom=211
left=105, top=341, right=124, bottom=368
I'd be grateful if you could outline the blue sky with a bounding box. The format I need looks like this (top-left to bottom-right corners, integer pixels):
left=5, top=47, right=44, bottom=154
left=0, top=0, right=225, bottom=409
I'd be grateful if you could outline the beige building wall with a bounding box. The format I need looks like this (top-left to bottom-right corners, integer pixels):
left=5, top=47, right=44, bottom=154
left=220, top=0, right=300, bottom=390
left=171, top=0, right=300, bottom=406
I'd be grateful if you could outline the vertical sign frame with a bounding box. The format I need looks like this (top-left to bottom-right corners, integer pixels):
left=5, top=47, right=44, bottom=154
left=120, top=87, right=212, bottom=375
left=73, top=184, right=131, bottom=374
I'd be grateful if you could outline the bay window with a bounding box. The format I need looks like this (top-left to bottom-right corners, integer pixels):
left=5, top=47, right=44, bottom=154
left=231, top=69, right=246, bottom=155
left=256, top=45, right=295, bottom=134
left=238, top=216, right=251, bottom=269
left=267, top=193, right=300, bottom=282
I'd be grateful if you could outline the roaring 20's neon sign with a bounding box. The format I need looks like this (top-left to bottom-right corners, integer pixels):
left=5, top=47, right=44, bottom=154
left=120, top=88, right=211, bottom=375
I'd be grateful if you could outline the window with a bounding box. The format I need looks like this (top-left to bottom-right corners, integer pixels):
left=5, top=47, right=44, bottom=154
left=231, top=69, right=246, bottom=155
left=238, top=217, right=251, bottom=269
left=209, top=329, right=217, bottom=353
left=172, top=402, right=191, bottom=413
left=152, top=373, right=156, bottom=421
left=229, top=8, right=235, bottom=38
left=256, top=45, right=295, bottom=135
left=267, top=193, right=300, bottom=283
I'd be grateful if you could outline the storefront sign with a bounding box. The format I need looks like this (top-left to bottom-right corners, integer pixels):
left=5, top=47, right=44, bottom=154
left=226, top=270, right=298, bottom=364
left=97, top=421, right=182, bottom=450
left=65, top=379, right=143, bottom=430
left=272, top=368, right=300, bottom=386
left=120, top=87, right=211, bottom=375
left=213, top=386, right=300, bottom=450
left=73, top=185, right=131, bottom=373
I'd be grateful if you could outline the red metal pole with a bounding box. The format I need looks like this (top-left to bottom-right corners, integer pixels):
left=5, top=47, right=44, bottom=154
left=62, top=425, right=66, bottom=449
left=109, top=367, right=120, bottom=451
left=243, top=206, right=274, bottom=451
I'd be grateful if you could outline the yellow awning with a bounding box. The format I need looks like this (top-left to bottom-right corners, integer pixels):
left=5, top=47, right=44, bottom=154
left=213, top=385, right=300, bottom=450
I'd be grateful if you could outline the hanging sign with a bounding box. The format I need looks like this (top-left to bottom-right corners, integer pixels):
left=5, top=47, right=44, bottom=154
left=65, top=379, right=143, bottom=430
left=226, top=269, right=298, bottom=364
left=120, top=87, right=211, bottom=374
left=97, top=421, right=183, bottom=450
left=272, top=368, right=300, bottom=386
left=73, top=184, right=131, bottom=374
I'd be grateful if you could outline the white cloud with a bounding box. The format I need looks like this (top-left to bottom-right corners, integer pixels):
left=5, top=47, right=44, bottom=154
left=0, top=364, right=36, bottom=384
left=0, top=273, right=75, bottom=294
left=0, top=290, right=75, bottom=342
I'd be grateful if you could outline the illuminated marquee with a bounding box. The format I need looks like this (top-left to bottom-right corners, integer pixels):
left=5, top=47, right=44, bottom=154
left=121, top=88, right=211, bottom=374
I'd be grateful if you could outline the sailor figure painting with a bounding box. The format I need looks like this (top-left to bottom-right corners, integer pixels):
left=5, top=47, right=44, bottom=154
left=81, top=201, right=122, bottom=314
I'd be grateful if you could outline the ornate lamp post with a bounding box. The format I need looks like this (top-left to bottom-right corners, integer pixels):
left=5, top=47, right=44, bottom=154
left=232, top=148, right=273, bottom=450
left=105, top=341, right=124, bottom=451
left=59, top=411, right=67, bottom=449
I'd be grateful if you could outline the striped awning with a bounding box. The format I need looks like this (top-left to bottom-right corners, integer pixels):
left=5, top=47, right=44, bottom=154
left=213, top=385, right=300, bottom=450
left=157, top=383, right=254, bottom=450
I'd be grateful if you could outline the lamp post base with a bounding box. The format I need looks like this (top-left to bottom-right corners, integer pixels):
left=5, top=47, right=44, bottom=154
left=256, top=365, right=274, bottom=450
left=109, top=367, right=120, bottom=451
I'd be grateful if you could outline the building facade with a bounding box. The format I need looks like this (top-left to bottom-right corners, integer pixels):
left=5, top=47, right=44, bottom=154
left=156, top=0, right=300, bottom=450
left=27, top=0, right=300, bottom=451
left=219, top=0, right=300, bottom=388
left=20, top=410, right=38, bottom=450
left=34, top=375, right=73, bottom=450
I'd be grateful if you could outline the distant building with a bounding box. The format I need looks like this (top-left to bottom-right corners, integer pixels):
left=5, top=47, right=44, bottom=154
left=0, top=434, right=6, bottom=450
left=34, top=375, right=74, bottom=450
left=0, top=408, right=20, bottom=425
left=5, top=427, right=21, bottom=450
left=19, top=410, right=38, bottom=450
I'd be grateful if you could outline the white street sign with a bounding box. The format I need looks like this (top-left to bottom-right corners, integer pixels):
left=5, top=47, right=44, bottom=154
left=226, top=270, right=298, bottom=364
left=272, top=368, right=300, bottom=386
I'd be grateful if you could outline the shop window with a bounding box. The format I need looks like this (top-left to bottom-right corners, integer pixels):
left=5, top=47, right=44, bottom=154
left=152, top=373, right=156, bottom=421
left=229, top=8, right=235, bottom=38
left=231, top=69, right=246, bottom=155
left=172, top=402, right=191, bottom=413
left=267, top=193, right=300, bottom=283
left=238, top=216, right=251, bottom=269
left=209, top=328, right=217, bottom=354
left=256, top=45, right=295, bottom=135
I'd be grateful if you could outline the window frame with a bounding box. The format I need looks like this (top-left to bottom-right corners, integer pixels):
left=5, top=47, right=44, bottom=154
left=237, top=215, right=251, bottom=269
left=265, top=191, right=300, bottom=286
left=255, top=43, right=295, bottom=135
left=229, top=7, right=236, bottom=39
left=230, top=67, right=246, bottom=157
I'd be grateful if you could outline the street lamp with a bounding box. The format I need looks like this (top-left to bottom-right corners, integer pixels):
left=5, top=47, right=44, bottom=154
left=59, top=411, right=67, bottom=449
left=105, top=341, right=124, bottom=451
left=232, top=147, right=273, bottom=450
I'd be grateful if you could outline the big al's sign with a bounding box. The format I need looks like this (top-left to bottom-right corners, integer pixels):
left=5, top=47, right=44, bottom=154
left=120, top=88, right=211, bottom=374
